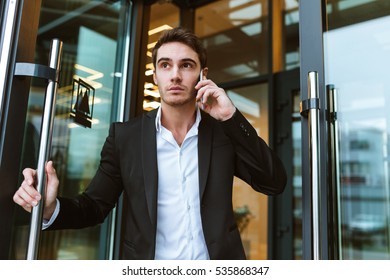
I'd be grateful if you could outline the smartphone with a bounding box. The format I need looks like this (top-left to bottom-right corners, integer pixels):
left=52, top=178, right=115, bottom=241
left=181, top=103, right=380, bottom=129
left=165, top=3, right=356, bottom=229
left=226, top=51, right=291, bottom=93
left=199, top=70, right=204, bottom=108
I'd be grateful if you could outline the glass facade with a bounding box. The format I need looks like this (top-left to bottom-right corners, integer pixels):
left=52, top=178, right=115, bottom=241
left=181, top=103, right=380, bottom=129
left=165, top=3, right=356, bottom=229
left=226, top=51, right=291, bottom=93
left=292, top=90, right=302, bottom=259
left=8, top=0, right=130, bottom=259
left=143, top=2, right=179, bottom=111
left=229, top=83, right=269, bottom=259
left=324, top=0, right=390, bottom=259
left=195, top=0, right=269, bottom=84
left=0, top=0, right=305, bottom=261
left=3, top=0, right=390, bottom=261
left=283, top=0, right=299, bottom=70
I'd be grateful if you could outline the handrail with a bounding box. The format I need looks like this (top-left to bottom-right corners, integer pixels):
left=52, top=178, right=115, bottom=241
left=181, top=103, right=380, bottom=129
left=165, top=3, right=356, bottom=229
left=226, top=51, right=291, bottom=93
left=26, top=39, right=63, bottom=260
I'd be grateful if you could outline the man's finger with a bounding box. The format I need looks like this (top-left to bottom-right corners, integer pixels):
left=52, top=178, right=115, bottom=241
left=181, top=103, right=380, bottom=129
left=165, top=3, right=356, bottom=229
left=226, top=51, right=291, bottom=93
left=22, top=168, right=37, bottom=186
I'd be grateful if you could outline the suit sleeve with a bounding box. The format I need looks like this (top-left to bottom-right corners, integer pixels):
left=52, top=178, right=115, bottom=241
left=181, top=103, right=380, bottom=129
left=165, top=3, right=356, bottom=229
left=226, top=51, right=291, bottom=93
left=49, top=123, right=123, bottom=230
left=219, top=109, right=287, bottom=195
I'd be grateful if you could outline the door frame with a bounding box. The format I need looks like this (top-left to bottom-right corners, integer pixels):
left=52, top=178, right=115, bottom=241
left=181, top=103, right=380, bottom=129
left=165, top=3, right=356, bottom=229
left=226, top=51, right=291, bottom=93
left=0, top=0, right=42, bottom=260
left=299, top=0, right=333, bottom=260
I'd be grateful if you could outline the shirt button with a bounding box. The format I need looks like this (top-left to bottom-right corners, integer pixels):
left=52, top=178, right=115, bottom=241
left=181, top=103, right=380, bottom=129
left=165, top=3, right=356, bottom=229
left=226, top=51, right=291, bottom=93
left=187, top=205, right=191, bottom=210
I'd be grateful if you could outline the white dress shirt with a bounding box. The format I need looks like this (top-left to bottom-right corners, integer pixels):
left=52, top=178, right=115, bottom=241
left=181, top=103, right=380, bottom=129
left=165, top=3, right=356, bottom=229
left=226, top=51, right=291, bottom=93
left=154, top=106, right=209, bottom=260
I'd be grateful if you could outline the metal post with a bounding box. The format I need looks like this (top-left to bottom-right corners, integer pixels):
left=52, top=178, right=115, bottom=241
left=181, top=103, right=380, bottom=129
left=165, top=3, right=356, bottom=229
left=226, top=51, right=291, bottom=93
left=26, top=39, right=63, bottom=260
left=327, top=85, right=342, bottom=258
left=307, top=71, right=321, bottom=259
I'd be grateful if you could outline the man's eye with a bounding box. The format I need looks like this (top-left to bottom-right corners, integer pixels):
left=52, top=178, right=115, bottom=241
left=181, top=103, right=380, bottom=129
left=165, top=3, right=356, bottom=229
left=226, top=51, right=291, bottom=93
left=183, top=63, right=192, bottom=68
left=159, top=62, right=170, bottom=68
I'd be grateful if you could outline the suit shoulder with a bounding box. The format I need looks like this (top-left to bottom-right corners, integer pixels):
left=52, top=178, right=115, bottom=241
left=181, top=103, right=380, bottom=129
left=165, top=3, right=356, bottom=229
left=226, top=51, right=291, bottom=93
left=111, top=109, right=157, bottom=133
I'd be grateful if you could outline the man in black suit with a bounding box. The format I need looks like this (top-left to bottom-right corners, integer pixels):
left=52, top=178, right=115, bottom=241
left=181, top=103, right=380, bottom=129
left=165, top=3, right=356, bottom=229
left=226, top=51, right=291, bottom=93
left=14, top=27, right=287, bottom=259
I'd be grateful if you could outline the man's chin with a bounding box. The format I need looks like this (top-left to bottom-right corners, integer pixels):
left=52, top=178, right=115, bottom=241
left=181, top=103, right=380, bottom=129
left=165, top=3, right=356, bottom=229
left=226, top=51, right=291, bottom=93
left=163, top=97, right=196, bottom=107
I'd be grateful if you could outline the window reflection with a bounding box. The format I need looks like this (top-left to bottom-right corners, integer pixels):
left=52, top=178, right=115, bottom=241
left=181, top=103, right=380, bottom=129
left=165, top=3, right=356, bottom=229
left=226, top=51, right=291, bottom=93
left=9, top=0, right=127, bottom=260
left=195, top=0, right=268, bottom=83
left=326, top=0, right=389, bottom=30
left=229, top=83, right=269, bottom=259
left=282, top=0, right=299, bottom=70
left=143, top=2, right=179, bottom=111
left=325, top=0, right=390, bottom=259
left=292, top=90, right=302, bottom=259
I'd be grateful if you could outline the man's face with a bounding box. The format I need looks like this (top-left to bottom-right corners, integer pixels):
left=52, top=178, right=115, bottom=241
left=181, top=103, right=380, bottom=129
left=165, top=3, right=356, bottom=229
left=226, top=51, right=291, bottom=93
left=153, top=42, right=201, bottom=107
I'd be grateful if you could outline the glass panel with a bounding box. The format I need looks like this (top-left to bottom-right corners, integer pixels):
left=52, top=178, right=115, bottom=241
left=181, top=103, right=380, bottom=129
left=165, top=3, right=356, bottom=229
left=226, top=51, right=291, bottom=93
left=292, top=90, right=302, bottom=259
left=195, top=0, right=268, bottom=84
left=143, top=2, right=179, bottom=111
left=324, top=0, right=390, bottom=259
left=229, top=83, right=269, bottom=259
left=9, top=0, right=129, bottom=259
left=283, top=0, right=299, bottom=70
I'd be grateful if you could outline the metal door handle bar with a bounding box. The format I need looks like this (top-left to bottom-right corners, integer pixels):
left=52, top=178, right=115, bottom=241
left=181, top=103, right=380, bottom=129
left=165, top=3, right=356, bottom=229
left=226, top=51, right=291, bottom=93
left=14, top=62, right=57, bottom=81
left=327, top=85, right=342, bottom=258
left=25, top=39, right=63, bottom=260
left=300, top=71, right=321, bottom=260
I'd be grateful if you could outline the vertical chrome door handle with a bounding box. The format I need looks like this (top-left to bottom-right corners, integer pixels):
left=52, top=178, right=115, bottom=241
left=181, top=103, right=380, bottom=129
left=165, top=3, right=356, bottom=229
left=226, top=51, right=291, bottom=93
left=327, top=84, right=342, bottom=258
left=300, top=71, right=321, bottom=260
left=26, top=39, right=63, bottom=260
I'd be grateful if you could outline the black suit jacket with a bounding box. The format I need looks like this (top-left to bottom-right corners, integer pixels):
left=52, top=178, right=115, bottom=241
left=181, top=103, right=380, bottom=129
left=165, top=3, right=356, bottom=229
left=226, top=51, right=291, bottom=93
left=50, top=109, right=287, bottom=259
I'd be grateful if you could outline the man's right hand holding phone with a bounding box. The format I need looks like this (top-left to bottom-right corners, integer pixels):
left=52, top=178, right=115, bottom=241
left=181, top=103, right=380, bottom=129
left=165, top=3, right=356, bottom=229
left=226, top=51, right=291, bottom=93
left=195, top=70, right=236, bottom=122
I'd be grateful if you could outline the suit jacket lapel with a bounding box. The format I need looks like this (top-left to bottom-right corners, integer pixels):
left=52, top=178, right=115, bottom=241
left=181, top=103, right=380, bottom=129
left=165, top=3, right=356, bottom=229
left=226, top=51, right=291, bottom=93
left=198, top=112, right=213, bottom=200
left=142, top=110, right=158, bottom=226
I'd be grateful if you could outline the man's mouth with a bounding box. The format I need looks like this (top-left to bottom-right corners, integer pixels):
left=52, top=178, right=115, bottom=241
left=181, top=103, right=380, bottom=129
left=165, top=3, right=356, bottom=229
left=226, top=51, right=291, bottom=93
left=168, top=86, right=184, bottom=91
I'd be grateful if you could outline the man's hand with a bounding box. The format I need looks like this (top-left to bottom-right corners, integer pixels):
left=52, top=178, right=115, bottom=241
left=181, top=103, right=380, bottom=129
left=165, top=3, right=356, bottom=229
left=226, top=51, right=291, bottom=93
left=195, top=78, right=236, bottom=121
left=13, top=161, right=59, bottom=220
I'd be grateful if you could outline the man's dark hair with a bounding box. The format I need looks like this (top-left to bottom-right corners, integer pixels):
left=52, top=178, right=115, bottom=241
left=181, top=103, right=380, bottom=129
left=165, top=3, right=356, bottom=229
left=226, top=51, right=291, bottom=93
left=152, top=27, right=207, bottom=69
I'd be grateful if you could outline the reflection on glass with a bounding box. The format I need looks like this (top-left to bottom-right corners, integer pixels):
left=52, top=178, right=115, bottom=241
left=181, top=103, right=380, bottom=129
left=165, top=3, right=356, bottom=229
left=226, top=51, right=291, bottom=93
left=229, top=83, right=269, bottom=259
left=195, top=0, right=268, bottom=83
left=143, top=2, right=179, bottom=111
left=325, top=0, right=390, bottom=259
left=10, top=0, right=127, bottom=259
left=283, top=0, right=299, bottom=70
left=292, top=90, right=302, bottom=259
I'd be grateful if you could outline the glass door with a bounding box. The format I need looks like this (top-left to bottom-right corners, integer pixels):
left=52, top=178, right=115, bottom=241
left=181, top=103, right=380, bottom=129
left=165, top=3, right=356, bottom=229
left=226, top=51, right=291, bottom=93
left=1, top=0, right=132, bottom=259
left=299, top=0, right=390, bottom=259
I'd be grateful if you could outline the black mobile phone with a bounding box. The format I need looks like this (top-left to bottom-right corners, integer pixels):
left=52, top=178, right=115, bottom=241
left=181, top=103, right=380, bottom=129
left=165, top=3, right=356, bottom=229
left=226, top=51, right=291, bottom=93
left=199, top=70, right=204, bottom=108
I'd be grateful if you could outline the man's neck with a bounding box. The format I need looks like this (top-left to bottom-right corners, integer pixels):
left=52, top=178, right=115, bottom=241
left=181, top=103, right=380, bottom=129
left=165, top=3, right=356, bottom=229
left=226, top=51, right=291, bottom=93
left=160, top=103, right=197, bottom=146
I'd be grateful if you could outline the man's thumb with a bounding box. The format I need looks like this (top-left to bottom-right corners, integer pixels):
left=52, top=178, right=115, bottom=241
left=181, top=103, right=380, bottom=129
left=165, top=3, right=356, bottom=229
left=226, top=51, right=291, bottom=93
left=46, top=161, right=58, bottom=181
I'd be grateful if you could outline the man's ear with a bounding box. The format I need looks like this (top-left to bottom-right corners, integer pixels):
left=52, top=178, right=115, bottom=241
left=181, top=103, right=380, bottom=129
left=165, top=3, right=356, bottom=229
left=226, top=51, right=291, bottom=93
left=153, top=70, right=157, bottom=84
left=202, top=67, right=209, bottom=78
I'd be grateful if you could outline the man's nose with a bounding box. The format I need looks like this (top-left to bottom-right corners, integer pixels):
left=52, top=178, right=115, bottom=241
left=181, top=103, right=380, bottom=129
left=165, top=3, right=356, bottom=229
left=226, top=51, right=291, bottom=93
left=171, top=67, right=182, bottom=82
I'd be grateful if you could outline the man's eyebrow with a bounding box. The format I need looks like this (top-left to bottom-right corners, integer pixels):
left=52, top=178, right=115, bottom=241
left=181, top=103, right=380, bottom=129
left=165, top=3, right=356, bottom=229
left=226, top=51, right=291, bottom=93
left=181, top=58, right=197, bottom=64
left=157, top=57, right=172, bottom=64
left=156, top=57, right=197, bottom=64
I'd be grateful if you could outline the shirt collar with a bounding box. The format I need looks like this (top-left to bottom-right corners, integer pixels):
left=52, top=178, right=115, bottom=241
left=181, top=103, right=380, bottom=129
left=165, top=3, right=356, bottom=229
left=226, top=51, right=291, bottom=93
left=155, top=106, right=202, bottom=132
